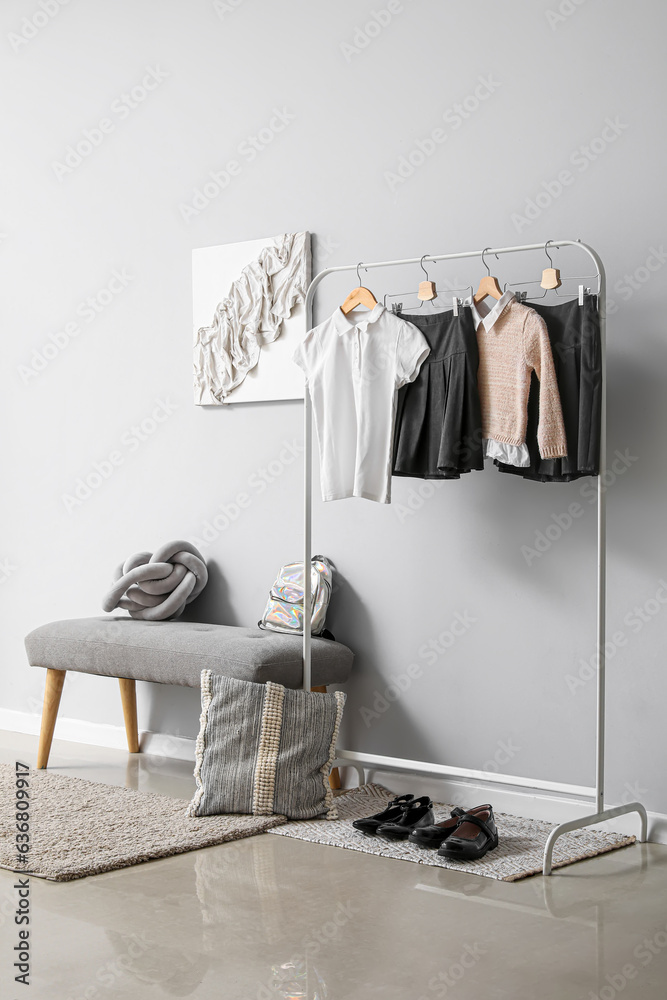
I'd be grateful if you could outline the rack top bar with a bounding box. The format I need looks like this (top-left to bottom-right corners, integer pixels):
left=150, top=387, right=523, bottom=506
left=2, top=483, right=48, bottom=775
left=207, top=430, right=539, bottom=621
left=305, top=239, right=604, bottom=294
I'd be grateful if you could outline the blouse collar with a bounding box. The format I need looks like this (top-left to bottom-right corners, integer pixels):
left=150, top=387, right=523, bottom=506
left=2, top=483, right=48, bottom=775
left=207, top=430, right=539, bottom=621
left=470, top=290, right=515, bottom=332
left=333, top=303, right=385, bottom=335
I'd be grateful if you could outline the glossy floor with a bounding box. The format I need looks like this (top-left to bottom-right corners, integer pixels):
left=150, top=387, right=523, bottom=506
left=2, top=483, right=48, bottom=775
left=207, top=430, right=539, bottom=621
left=1, top=730, right=665, bottom=1000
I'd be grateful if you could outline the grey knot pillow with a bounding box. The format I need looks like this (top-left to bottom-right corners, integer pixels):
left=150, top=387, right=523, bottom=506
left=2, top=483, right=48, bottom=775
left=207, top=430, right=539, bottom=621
left=186, top=672, right=346, bottom=820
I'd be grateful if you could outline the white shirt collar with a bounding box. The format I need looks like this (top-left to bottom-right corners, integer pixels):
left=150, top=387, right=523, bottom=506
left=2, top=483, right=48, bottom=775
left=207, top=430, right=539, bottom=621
left=470, top=290, right=515, bottom=332
left=333, top=303, right=385, bottom=335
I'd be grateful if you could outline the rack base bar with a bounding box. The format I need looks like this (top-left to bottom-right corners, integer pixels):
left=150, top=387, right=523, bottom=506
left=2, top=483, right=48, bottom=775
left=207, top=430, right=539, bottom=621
left=543, top=801, right=648, bottom=875
left=332, top=749, right=596, bottom=800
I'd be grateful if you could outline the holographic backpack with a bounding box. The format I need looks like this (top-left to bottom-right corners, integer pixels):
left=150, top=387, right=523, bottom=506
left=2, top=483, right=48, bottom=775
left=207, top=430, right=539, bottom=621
left=259, top=556, right=334, bottom=637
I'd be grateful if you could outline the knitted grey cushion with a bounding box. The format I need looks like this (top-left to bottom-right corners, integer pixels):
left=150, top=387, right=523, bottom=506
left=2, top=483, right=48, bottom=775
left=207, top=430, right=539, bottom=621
left=186, top=672, right=346, bottom=820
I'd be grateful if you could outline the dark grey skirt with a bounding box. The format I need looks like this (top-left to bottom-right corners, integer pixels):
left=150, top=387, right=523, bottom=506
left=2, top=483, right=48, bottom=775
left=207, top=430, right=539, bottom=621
left=494, top=294, right=601, bottom=482
left=392, top=307, right=484, bottom=479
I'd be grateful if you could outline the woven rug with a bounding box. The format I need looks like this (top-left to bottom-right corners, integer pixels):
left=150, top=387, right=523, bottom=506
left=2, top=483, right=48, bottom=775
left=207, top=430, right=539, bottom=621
left=268, top=783, right=636, bottom=881
left=0, top=765, right=286, bottom=881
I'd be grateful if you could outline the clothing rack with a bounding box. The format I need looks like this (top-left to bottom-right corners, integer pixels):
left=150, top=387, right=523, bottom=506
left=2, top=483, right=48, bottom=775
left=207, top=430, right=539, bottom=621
left=301, top=239, right=647, bottom=875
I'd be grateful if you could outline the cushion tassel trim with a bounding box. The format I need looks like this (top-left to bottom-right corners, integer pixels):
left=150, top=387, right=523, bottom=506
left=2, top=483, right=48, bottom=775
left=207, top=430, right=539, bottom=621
left=323, top=690, right=346, bottom=820
left=186, top=669, right=213, bottom=817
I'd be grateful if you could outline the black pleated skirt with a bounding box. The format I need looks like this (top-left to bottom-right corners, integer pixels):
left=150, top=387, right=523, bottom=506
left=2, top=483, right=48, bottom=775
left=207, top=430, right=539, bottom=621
left=495, top=294, right=601, bottom=482
left=392, top=307, right=484, bottom=479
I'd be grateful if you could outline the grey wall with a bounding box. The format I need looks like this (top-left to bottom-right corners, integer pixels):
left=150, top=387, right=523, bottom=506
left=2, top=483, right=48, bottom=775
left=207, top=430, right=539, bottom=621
left=2, top=0, right=666, bottom=812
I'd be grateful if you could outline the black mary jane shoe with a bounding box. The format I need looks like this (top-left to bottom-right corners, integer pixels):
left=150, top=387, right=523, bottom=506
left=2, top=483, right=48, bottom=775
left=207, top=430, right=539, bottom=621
left=352, top=794, right=415, bottom=835
left=437, top=806, right=498, bottom=861
left=376, top=796, right=435, bottom=840
left=409, top=804, right=493, bottom=849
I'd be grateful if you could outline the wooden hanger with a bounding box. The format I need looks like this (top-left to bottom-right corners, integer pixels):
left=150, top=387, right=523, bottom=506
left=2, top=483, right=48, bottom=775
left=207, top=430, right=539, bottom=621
left=474, top=247, right=503, bottom=303
left=540, top=241, right=562, bottom=290
left=341, top=262, right=378, bottom=315
left=417, top=255, right=436, bottom=301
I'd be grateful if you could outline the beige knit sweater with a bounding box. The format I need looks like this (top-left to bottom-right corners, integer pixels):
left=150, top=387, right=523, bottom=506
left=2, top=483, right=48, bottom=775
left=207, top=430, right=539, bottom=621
left=473, top=295, right=568, bottom=459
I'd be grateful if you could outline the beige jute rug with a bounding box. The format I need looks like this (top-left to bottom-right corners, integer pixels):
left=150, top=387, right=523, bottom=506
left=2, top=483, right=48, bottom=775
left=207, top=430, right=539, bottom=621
left=0, top=764, right=286, bottom=881
left=269, top=783, right=637, bottom=881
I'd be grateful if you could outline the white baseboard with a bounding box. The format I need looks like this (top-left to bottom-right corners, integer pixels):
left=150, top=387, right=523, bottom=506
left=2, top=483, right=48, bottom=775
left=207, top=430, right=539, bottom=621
left=140, top=730, right=195, bottom=761
left=2, top=709, right=665, bottom=844
left=0, top=708, right=196, bottom=762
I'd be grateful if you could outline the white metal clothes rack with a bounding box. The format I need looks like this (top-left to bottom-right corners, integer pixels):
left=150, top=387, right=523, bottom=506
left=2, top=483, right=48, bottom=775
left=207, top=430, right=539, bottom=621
left=300, top=239, right=647, bottom=875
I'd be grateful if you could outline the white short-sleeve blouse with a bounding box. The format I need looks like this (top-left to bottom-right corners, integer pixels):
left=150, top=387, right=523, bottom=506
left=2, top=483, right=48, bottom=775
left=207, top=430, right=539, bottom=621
left=293, top=304, right=429, bottom=503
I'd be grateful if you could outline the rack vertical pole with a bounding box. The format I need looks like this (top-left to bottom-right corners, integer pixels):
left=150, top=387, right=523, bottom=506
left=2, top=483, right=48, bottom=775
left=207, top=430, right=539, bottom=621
left=596, top=264, right=607, bottom=815
left=302, top=283, right=316, bottom=691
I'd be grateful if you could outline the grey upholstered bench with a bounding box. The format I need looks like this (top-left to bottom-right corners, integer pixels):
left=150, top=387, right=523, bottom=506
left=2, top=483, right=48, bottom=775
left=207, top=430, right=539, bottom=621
left=25, top=617, right=354, bottom=769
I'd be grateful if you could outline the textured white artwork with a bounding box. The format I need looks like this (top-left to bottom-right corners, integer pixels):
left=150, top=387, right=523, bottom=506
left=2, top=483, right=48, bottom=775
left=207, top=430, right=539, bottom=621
left=193, top=232, right=310, bottom=405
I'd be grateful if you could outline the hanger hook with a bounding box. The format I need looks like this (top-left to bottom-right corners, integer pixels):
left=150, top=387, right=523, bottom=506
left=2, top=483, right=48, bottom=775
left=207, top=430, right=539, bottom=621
left=481, top=247, right=496, bottom=276
left=420, top=255, right=432, bottom=279
left=544, top=241, right=555, bottom=268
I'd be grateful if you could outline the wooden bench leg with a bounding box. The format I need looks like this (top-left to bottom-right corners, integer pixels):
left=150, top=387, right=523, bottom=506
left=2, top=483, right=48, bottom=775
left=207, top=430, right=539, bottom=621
left=119, top=678, right=140, bottom=753
left=37, top=668, right=66, bottom=769
left=311, top=685, right=341, bottom=789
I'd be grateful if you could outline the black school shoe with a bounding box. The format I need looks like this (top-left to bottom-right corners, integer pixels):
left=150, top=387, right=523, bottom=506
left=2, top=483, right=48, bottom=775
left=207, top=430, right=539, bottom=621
left=376, top=796, right=435, bottom=840
left=352, top=794, right=415, bottom=835
left=409, top=803, right=492, bottom=849
left=437, top=806, right=498, bottom=861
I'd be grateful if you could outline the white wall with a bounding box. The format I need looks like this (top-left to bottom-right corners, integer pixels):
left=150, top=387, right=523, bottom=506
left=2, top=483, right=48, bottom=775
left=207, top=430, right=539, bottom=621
left=2, top=0, right=666, bottom=816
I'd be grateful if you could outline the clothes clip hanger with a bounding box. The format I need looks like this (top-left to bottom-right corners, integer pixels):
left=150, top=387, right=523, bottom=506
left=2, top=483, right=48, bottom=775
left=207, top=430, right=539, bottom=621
left=340, top=262, right=378, bottom=315
left=512, top=242, right=561, bottom=300
left=474, top=248, right=503, bottom=303
left=384, top=266, right=472, bottom=315
left=418, top=255, right=437, bottom=302
left=541, top=240, right=562, bottom=290
left=504, top=242, right=600, bottom=303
